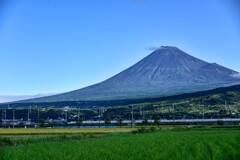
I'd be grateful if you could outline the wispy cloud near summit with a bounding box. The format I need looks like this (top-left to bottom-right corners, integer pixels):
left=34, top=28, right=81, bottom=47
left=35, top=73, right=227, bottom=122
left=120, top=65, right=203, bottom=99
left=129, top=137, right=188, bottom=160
left=146, top=46, right=163, bottom=51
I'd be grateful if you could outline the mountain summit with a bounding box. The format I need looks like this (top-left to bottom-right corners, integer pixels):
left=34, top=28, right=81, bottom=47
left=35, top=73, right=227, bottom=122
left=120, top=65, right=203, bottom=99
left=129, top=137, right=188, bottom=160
left=22, top=46, right=240, bottom=102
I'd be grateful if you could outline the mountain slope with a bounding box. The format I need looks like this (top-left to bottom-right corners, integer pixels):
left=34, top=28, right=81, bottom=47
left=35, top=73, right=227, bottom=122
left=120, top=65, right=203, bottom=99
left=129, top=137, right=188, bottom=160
left=21, top=46, right=240, bottom=102
left=202, top=63, right=238, bottom=75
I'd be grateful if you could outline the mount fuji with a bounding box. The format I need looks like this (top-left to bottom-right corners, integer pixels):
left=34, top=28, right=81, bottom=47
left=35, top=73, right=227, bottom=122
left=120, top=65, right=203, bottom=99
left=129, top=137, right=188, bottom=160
left=21, top=46, right=240, bottom=102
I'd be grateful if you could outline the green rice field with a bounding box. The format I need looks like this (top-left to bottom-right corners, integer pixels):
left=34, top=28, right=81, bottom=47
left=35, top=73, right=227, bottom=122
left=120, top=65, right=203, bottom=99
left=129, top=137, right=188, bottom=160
left=0, top=127, right=240, bottom=160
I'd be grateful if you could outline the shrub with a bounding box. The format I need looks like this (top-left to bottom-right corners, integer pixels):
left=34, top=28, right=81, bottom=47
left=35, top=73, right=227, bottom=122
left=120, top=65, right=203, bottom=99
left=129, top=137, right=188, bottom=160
left=133, top=127, right=157, bottom=134
left=150, top=127, right=157, bottom=132
left=217, top=120, right=224, bottom=126
left=138, top=127, right=147, bottom=133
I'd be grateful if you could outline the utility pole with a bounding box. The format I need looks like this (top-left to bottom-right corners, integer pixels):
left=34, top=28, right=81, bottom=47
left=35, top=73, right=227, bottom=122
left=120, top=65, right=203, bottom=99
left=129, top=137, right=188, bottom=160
left=142, top=106, right=145, bottom=120
left=229, top=105, right=233, bottom=118
left=225, top=100, right=227, bottom=110
left=98, top=107, right=101, bottom=128
left=202, top=105, right=205, bottom=126
left=65, top=112, right=68, bottom=122
left=140, top=106, right=144, bottom=120
left=172, top=103, right=175, bottom=122
left=161, top=104, right=163, bottom=115
left=13, top=108, right=15, bottom=128
left=150, top=115, right=152, bottom=126
left=78, top=107, right=80, bottom=122
left=7, top=104, right=9, bottom=128
left=140, top=106, right=142, bottom=116
left=5, top=109, right=6, bottom=128
left=225, top=100, right=231, bottom=117
left=28, top=108, right=30, bottom=122
left=1, top=109, right=3, bottom=128
left=131, top=106, right=134, bottom=128
left=30, top=106, right=32, bottom=122
left=38, top=109, right=40, bottom=123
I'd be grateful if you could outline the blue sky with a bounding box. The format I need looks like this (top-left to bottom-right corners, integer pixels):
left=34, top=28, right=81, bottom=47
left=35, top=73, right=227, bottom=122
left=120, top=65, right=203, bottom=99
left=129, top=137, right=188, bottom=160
left=0, top=0, right=240, bottom=95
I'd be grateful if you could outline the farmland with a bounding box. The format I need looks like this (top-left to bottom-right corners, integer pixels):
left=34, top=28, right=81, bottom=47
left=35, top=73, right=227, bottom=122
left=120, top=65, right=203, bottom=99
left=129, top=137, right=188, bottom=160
left=1, top=127, right=240, bottom=160
left=0, top=128, right=135, bottom=135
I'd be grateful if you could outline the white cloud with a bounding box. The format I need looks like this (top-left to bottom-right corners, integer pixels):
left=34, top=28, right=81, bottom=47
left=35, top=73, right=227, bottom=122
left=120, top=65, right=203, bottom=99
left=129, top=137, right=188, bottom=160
left=146, top=46, right=164, bottom=51
left=231, top=73, right=240, bottom=78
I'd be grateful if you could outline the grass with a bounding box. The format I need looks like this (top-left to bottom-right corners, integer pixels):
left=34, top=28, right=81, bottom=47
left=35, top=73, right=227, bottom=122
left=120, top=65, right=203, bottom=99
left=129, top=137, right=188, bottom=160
left=0, top=128, right=239, bottom=160
left=0, top=127, right=136, bottom=135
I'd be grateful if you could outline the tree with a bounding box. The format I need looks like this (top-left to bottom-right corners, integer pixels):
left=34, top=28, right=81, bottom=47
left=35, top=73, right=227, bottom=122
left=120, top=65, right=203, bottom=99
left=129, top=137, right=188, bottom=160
left=50, top=121, right=57, bottom=127
left=39, top=118, right=45, bottom=127
left=154, top=116, right=161, bottom=127
left=142, top=118, right=148, bottom=126
left=77, top=118, right=83, bottom=128
left=117, top=117, right=123, bottom=127
left=105, top=116, right=111, bottom=127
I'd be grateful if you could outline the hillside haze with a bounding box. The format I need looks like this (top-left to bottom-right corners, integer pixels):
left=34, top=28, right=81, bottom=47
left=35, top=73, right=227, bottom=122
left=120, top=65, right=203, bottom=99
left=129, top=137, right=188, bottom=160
left=22, top=46, right=240, bottom=102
